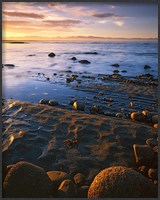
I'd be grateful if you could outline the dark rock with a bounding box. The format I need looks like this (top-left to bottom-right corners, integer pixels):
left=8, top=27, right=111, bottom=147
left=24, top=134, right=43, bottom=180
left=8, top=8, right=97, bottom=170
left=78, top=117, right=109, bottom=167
left=146, top=138, right=158, bottom=148
left=73, top=101, right=85, bottom=111
left=144, top=65, right=151, bottom=69
left=79, top=60, right=91, bottom=64
left=49, top=100, right=59, bottom=106
left=133, top=144, right=155, bottom=166
left=28, top=54, right=35, bottom=56
left=152, top=115, right=158, bottom=124
left=122, top=70, right=127, bottom=73
left=84, top=52, right=98, bottom=54
left=90, top=105, right=103, bottom=114
left=88, top=166, right=157, bottom=198
left=148, top=169, right=158, bottom=180
left=113, top=70, right=119, bottom=73
left=98, top=91, right=104, bottom=96
left=76, top=186, right=89, bottom=198
left=3, top=161, right=52, bottom=198
left=66, top=78, right=73, bottom=83
left=71, top=57, right=77, bottom=60
left=138, top=165, right=149, bottom=177
left=72, top=74, right=78, bottom=80
left=111, top=63, right=119, bottom=67
left=47, top=171, right=69, bottom=191
left=74, top=173, right=85, bottom=187
left=58, top=179, right=76, bottom=198
left=39, top=99, right=49, bottom=105
left=53, top=73, right=57, bottom=76
left=3, top=64, right=15, bottom=68
left=48, top=52, right=56, bottom=57
left=153, top=146, right=158, bottom=154
left=131, top=112, right=146, bottom=122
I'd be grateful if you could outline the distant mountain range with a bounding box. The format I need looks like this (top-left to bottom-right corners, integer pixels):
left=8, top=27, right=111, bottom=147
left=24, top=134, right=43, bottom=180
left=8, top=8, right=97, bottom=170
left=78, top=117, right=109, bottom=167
left=3, top=35, right=158, bottom=42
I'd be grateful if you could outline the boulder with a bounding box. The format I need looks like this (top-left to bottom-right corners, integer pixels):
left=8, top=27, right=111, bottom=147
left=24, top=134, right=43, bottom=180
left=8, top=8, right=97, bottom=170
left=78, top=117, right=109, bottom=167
left=79, top=60, right=90, bottom=64
left=74, top=173, right=85, bottom=187
left=3, top=161, right=52, bottom=198
left=88, top=166, right=157, bottom=198
left=47, top=171, right=69, bottom=191
left=58, top=179, right=76, bottom=198
left=48, top=52, right=55, bottom=57
left=133, top=144, right=155, bottom=166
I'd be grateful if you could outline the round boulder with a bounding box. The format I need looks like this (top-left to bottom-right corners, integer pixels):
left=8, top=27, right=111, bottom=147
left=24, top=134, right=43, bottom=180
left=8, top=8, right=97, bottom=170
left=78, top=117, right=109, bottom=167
left=3, top=161, right=53, bottom=198
left=48, top=52, right=55, bottom=57
left=131, top=112, right=146, bottom=122
left=88, top=166, right=157, bottom=198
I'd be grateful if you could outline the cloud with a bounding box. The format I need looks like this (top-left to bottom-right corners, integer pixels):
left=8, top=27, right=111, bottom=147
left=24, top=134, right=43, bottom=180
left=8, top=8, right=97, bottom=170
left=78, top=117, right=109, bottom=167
left=3, top=11, right=45, bottom=19
left=92, top=12, right=125, bottom=18
left=114, top=21, right=124, bottom=26
left=43, top=19, right=83, bottom=27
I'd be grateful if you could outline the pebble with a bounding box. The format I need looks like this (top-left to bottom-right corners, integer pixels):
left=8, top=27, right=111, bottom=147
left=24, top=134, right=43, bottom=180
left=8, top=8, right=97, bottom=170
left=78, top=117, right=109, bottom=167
left=88, top=166, right=157, bottom=198
left=48, top=100, right=59, bottom=106
left=48, top=52, right=55, bottom=57
left=73, top=101, right=85, bottom=111
left=39, top=99, right=49, bottom=105
left=58, top=179, right=76, bottom=198
left=133, top=144, right=155, bottom=166
left=146, top=138, right=158, bottom=147
left=74, top=173, right=85, bottom=187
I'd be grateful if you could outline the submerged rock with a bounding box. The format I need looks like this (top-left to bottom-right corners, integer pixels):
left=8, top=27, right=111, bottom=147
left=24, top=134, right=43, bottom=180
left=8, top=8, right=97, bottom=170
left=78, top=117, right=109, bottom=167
left=71, top=57, right=77, bottom=60
left=79, top=60, right=91, bottom=64
left=111, top=63, right=120, bottom=67
left=144, top=65, right=151, bottom=69
left=3, top=161, right=52, bottom=198
left=133, top=144, right=154, bottom=166
left=113, top=70, right=119, bottom=73
left=48, top=52, right=56, bottom=57
left=66, top=78, right=73, bottom=83
left=88, top=166, right=157, bottom=198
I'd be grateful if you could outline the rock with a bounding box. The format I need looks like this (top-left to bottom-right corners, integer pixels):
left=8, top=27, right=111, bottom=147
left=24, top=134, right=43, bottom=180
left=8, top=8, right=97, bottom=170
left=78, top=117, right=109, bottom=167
left=3, top=64, right=15, bottom=68
left=146, top=138, right=158, bottom=147
left=28, top=54, right=35, bottom=56
left=138, top=165, right=149, bottom=177
left=66, top=78, right=73, bottom=83
left=48, top=100, right=59, bottom=106
left=84, top=52, right=98, bottom=54
left=3, top=161, right=52, bottom=198
left=153, top=146, right=158, bottom=154
left=90, top=105, right=103, bottom=114
left=47, top=171, right=69, bottom=191
left=152, top=115, right=158, bottom=124
left=113, top=70, right=119, bottom=73
left=153, top=124, right=158, bottom=129
left=39, top=99, right=49, bottom=105
left=73, top=101, right=85, bottom=111
left=48, top=52, right=55, bottom=57
left=111, top=63, right=119, bottom=67
left=130, top=112, right=146, bottom=122
left=133, top=144, right=155, bottom=166
left=76, top=186, right=89, bottom=198
left=115, top=113, right=125, bottom=118
left=141, top=111, right=152, bottom=122
left=72, top=74, right=78, bottom=80
left=98, top=91, right=104, bottom=96
left=122, top=70, right=127, bottom=73
left=77, top=79, right=81, bottom=84
left=74, top=173, right=85, bottom=187
left=58, top=179, right=76, bottom=198
left=53, top=73, right=57, bottom=76
left=88, top=166, right=157, bottom=198
left=79, top=60, right=90, bottom=64
left=71, top=57, right=77, bottom=60
left=148, top=169, right=158, bottom=180
left=144, top=65, right=151, bottom=69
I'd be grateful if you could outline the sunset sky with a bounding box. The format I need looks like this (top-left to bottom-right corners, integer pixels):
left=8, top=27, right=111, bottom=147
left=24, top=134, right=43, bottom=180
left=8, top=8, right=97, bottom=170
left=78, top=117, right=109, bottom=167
left=2, top=2, right=158, bottom=41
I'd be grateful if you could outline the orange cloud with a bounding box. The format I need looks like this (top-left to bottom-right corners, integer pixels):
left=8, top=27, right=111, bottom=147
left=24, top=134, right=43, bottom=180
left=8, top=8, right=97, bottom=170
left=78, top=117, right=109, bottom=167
left=92, top=12, right=125, bottom=18
left=3, top=11, right=45, bottom=19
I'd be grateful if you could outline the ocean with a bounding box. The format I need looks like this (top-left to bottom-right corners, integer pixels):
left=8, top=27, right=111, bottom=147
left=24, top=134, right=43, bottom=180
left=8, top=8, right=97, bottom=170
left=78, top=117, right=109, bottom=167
left=2, top=41, right=158, bottom=103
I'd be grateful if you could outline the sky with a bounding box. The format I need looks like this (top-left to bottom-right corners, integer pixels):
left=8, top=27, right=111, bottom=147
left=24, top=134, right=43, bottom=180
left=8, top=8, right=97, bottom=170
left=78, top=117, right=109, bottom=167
left=2, top=2, right=158, bottom=41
